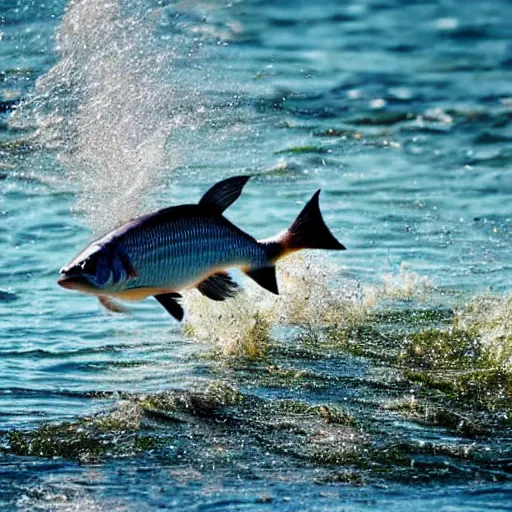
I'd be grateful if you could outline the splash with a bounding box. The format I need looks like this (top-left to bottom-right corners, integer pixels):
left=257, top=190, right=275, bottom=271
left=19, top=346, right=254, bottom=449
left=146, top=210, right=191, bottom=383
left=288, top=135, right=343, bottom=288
left=42, top=0, right=200, bottom=233
left=183, top=248, right=446, bottom=358
left=379, top=261, right=433, bottom=301
left=275, top=253, right=368, bottom=327
left=184, top=284, right=275, bottom=359
left=13, top=0, right=236, bottom=235
left=184, top=253, right=370, bottom=357
left=456, top=293, right=512, bottom=372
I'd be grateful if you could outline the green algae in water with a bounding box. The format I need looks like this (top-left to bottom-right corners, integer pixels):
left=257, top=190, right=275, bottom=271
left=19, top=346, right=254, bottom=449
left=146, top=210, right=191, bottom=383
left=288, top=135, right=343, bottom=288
left=3, top=288, right=512, bottom=484
left=273, top=400, right=355, bottom=426
left=313, top=128, right=360, bottom=138
left=383, top=396, right=488, bottom=437
left=6, top=415, right=138, bottom=461
left=348, top=112, right=416, bottom=126
left=279, top=289, right=512, bottom=443
left=400, top=328, right=480, bottom=370
left=0, top=136, right=39, bottom=155
left=274, top=145, right=328, bottom=155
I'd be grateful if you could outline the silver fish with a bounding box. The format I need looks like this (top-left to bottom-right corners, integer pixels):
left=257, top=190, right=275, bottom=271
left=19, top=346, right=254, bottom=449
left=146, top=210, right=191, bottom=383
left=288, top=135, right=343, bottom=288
left=58, top=176, right=345, bottom=321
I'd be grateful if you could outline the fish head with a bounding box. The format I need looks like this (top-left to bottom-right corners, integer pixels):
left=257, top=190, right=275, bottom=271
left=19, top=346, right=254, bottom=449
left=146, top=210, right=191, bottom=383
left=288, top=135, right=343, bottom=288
left=58, top=242, right=124, bottom=293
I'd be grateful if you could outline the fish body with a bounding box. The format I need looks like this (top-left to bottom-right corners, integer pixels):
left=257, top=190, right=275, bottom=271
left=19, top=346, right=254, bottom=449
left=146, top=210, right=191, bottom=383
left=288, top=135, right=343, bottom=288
left=59, top=176, right=345, bottom=321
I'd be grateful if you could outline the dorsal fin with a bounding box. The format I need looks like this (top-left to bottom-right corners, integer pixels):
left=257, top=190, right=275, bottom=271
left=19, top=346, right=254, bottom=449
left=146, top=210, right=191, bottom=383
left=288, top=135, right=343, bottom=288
left=197, top=272, right=240, bottom=301
left=198, top=176, right=251, bottom=214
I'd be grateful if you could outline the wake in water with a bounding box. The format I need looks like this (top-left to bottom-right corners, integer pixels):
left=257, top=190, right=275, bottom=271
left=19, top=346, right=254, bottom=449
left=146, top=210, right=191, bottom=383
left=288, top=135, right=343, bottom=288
left=5, top=278, right=512, bottom=494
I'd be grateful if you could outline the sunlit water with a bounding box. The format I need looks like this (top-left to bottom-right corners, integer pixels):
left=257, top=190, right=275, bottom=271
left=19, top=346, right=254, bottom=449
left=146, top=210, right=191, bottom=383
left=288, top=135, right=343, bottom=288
left=1, top=0, right=512, bottom=509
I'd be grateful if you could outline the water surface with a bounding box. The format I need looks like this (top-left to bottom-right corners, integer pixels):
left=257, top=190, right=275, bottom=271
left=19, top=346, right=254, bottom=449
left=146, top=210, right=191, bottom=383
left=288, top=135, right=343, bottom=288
left=1, top=0, right=512, bottom=509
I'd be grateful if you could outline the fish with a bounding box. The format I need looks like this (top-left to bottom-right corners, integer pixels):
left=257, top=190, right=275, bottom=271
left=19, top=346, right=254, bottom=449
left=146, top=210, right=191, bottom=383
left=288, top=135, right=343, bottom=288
left=58, top=176, right=346, bottom=321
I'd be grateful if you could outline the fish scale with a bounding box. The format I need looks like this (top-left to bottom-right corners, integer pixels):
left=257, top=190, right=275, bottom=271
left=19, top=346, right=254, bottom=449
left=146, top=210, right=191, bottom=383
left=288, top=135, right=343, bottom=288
left=119, top=215, right=264, bottom=291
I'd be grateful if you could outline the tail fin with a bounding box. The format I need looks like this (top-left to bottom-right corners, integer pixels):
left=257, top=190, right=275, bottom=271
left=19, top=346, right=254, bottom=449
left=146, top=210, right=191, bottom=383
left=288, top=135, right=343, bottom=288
left=263, top=190, right=345, bottom=262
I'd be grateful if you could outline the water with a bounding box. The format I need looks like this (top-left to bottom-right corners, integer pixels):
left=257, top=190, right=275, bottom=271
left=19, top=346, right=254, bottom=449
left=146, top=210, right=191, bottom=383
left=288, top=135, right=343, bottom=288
left=1, top=0, right=512, bottom=509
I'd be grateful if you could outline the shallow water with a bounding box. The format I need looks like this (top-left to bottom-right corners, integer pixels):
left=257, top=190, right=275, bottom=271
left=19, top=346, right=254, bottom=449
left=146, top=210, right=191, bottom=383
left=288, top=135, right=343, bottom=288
left=1, top=0, right=512, bottom=509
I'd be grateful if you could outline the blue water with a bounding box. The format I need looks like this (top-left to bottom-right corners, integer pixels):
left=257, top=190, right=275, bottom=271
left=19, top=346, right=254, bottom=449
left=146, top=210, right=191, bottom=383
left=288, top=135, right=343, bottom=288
left=1, top=0, right=512, bottom=509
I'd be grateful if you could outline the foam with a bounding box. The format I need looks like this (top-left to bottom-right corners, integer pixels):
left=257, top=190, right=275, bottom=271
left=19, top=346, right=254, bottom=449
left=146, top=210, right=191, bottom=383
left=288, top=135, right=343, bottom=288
left=184, top=253, right=370, bottom=356
left=456, top=293, right=512, bottom=372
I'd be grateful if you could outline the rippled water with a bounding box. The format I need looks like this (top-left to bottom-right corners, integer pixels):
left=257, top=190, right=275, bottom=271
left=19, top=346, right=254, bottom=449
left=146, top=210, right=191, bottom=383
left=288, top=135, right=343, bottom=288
left=1, top=0, right=512, bottom=509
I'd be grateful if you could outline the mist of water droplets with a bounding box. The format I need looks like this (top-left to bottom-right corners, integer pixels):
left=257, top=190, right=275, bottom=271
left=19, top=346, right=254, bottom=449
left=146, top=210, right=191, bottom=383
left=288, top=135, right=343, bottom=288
left=16, top=0, right=239, bottom=235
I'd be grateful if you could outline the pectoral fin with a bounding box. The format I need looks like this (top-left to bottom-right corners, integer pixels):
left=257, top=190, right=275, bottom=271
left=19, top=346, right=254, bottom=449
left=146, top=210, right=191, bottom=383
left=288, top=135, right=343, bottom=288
left=98, top=295, right=130, bottom=313
left=197, top=272, right=240, bottom=301
left=244, top=266, right=279, bottom=295
left=154, top=293, right=184, bottom=321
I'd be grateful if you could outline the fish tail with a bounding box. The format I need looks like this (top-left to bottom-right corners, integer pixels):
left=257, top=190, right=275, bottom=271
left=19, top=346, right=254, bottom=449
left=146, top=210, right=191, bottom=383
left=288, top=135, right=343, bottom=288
left=246, top=190, right=345, bottom=295
left=262, top=190, right=346, bottom=263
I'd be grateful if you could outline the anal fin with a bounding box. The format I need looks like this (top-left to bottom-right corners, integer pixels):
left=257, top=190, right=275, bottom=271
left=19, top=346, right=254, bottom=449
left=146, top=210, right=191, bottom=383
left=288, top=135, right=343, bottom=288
left=155, top=293, right=184, bottom=322
left=197, top=272, right=240, bottom=301
left=98, top=295, right=130, bottom=314
left=245, top=266, right=279, bottom=295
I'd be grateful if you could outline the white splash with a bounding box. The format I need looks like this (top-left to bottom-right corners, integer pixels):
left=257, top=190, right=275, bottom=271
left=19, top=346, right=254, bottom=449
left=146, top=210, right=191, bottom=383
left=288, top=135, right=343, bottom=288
left=15, top=0, right=239, bottom=235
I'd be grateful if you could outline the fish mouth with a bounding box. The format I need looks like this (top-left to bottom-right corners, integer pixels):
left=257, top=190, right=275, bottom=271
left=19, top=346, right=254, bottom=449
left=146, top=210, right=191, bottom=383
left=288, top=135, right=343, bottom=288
left=58, top=274, right=91, bottom=290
